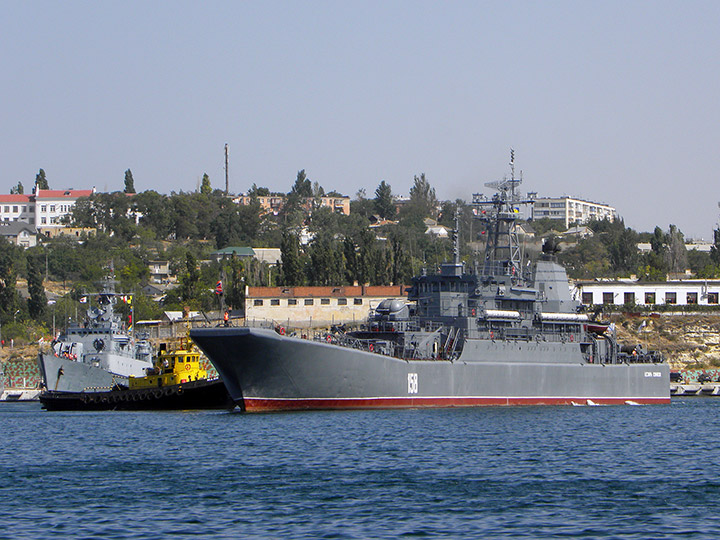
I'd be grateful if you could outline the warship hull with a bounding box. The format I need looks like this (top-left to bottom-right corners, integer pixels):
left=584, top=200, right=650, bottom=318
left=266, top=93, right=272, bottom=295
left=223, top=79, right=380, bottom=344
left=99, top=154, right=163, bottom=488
left=38, top=352, right=135, bottom=393
left=39, top=379, right=234, bottom=411
left=190, top=327, right=670, bottom=412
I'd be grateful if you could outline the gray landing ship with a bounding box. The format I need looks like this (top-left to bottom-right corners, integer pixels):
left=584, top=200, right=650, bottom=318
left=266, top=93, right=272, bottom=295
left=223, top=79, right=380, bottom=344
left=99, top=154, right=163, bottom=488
left=191, top=157, right=669, bottom=412
left=37, top=276, right=153, bottom=393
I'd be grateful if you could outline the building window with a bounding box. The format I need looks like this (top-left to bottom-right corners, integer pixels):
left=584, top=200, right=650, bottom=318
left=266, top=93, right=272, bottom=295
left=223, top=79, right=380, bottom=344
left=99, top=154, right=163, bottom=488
left=581, top=292, right=593, bottom=305
left=337, top=298, right=347, bottom=306
left=645, top=292, right=655, bottom=304
left=50, top=205, right=55, bottom=212
left=687, top=292, right=698, bottom=304
left=288, top=299, right=297, bottom=306
left=321, top=298, right=330, bottom=305
left=624, top=292, right=635, bottom=305
left=3, top=206, right=8, bottom=212
left=41, top=217, right=46, bottom=224
left=708, top=292, right=719, bottom=304
left=29, top=207, right=34, bottom=213
left=271, top=299, right=280, bottom=306
left=304, top=299, right=314, bottom=306
left=602, top=292, right=614, bottom=305
left=13, top=206, right=18, bottom=212
left=354, top=298, right=363, bottom=305
left=253, top=299, right=264, bottom=306
left=41, top=205, right=46, bottom=212
left=665, top=292, right=676, bottom=304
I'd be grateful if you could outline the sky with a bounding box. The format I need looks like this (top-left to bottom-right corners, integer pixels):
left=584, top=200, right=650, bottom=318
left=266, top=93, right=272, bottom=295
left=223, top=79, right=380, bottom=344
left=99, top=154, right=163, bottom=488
left=2, top=1, right=720, bottom=239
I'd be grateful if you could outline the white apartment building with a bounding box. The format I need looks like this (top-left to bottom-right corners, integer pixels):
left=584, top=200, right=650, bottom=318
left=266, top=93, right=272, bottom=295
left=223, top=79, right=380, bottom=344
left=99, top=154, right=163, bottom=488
left=532, top=197, right=616, bottom=228
left=574, top=279, right=720, bottom=307
left=0, top=188, right=94, bottom=229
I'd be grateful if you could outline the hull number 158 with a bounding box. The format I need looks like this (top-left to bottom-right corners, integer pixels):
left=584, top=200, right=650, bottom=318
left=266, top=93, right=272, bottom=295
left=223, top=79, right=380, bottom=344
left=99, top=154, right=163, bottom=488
left=408, top=373, right=418, bottom=394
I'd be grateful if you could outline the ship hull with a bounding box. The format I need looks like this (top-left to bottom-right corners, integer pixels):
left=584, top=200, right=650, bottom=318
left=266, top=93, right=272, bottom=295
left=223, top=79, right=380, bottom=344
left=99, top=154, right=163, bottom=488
left=38, top=353, right=131, bottom=393
left=39, top=379, right=233, bottom=411
left=190, top=327, right=670, bottom=412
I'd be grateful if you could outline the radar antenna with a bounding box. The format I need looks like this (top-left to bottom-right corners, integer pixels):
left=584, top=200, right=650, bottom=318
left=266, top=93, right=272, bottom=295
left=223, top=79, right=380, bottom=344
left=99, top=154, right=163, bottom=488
left=472, top=149, right=535, bottom=282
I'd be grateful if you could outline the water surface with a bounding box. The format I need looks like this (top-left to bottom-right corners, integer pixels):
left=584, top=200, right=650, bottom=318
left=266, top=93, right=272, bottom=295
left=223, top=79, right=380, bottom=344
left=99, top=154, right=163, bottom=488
left=1, top=399, right=718, bottom=539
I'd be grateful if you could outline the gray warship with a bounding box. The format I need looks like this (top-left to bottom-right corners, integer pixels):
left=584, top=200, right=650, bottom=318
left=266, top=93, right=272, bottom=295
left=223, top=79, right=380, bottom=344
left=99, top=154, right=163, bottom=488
left=191, top=157, right=669, bottom=412
left=37, top=275, right=153, bottom=393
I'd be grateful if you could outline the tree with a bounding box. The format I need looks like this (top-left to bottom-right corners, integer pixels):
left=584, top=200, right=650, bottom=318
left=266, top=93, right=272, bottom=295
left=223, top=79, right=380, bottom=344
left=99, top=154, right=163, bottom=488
left=280, top=231, right=304, bottom=286
left=224, top=255, right=245, bottom=309
left=374, top=181, right=395, bottom=220
left=10, top=182, right=24, bottom=195
left=248, top=183, right=270, bottom=197
left=124, top=169, right=136, bottom=194
left=306, top=233, right=345, bottom=285
left=36, top=169, right=49, bottom=190
left=178, top=252, right=200, bottom=301
left=290, top=169, right=313, bottom=198
left=200, top=173, right=212, bottom=195
left=665, top=224, right=687, bottom=274
left=404, top=173, right=438, bottom=219
left=0, top=238, right=21, bottom=322
left=711, top=227, right=720, bottom=265
left=26, top=255, right=47, bottom=319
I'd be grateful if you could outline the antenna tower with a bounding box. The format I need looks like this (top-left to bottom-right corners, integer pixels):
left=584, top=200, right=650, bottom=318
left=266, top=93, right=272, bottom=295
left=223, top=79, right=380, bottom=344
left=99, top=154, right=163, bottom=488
left=224, top=143, right=229, bottom=196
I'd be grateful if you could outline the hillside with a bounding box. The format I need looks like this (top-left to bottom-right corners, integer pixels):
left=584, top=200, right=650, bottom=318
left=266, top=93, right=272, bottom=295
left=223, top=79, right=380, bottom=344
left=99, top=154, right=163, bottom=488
left=611, top=313, right=720, bottom=369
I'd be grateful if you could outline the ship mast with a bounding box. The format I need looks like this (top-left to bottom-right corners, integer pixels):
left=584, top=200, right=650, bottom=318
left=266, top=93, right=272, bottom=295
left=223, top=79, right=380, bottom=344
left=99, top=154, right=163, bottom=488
left=472, top=149, right=535, bottom=282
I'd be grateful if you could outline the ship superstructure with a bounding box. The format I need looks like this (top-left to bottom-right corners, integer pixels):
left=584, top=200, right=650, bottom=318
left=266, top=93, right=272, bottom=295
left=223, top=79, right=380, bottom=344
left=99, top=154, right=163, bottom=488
left=37, top=275, right=153, bottom=393
left=191, top=155, right=668, bottom=412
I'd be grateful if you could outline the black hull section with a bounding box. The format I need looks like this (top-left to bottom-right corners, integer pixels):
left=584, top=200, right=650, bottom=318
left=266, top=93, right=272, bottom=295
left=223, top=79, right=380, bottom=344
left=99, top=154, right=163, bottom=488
left=39, top=379, right=234, bottom=411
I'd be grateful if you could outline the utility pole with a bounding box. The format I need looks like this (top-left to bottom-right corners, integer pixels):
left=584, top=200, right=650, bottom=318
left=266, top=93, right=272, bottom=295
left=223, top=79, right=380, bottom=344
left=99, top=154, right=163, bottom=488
left=224, top=143, right=229, bottom=196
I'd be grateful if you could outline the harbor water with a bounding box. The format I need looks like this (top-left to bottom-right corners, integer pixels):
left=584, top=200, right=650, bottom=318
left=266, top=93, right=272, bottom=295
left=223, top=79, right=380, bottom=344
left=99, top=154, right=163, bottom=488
left=2, top=399, right=720, bottom=539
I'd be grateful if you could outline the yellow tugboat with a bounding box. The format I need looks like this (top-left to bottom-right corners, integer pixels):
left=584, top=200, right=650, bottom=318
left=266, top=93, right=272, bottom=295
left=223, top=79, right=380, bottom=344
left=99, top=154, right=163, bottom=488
left=130, top=339, right=208, bottom=390
left=40, top=337, right=234, bottom=411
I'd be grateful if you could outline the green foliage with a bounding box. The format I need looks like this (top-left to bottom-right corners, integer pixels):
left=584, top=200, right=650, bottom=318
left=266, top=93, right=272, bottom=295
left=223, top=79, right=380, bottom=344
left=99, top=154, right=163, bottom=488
left=200, top=173, right=212, bottom=195
left=224, top=255, right=245, bottom=309
left=530, top=218, right=567, bottom=235
left=305, top=233, right=345, bottom=286
left=124, top=169, right=136, bottom=194
left=248, top=184, right=271, bottom=197
left=26, top=254, right=47, bottom=319
left=374, top=181, right=395, bottom=220
left=401, top=173, right=437, bottom=220
left=10, top=182, right=24, bottom=195
left=280, top=231, right=304, bottom=286
left=0, top=238, right=22, bottom=323
left=35, top=168, right=49, bottom=190
left=290, top=169, right=313, bottom=198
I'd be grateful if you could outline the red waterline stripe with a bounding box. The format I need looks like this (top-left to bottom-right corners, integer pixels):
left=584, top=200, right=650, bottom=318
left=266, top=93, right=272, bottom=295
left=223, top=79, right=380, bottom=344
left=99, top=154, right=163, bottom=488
left=242, top=396, right=670, bottom=412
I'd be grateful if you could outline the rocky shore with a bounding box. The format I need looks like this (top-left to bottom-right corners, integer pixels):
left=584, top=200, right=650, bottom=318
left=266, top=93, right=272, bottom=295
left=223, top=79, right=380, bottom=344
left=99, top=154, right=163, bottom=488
left=611, top=313, right=720, bottom=369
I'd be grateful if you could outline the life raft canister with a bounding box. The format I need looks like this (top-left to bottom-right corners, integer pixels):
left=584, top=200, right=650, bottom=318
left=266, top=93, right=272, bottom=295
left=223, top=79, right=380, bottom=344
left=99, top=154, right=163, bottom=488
left=368, top=343, right=374, bottom=352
